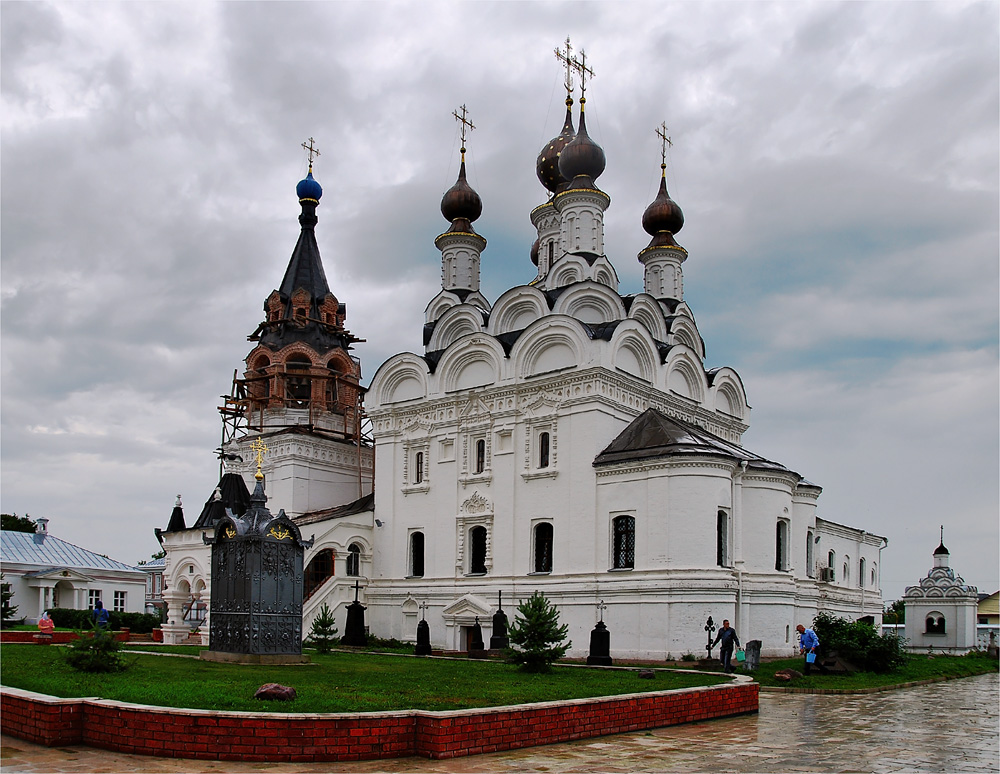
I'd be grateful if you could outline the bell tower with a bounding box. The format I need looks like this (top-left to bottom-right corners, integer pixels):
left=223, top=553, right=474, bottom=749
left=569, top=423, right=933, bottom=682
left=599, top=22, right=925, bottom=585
left=219, top=140, right=373, bottom=516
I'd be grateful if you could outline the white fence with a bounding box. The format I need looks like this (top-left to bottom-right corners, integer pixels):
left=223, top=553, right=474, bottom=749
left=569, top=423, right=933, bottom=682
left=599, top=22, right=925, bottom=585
left=882, top=623, right=999, bottom=651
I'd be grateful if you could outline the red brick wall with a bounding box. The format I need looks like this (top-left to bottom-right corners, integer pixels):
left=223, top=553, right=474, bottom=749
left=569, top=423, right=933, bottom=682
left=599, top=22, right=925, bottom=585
left=0, top=631, right=129, bottom=644
left=1, top=681, right=758, bottom=762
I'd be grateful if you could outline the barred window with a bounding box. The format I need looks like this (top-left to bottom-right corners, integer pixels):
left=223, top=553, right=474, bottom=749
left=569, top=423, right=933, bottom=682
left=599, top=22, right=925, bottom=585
left=538, top=432, right=550, bottom=469
left=346, top=543, right=362, bottom=577
left=534, top=522, right=553, bottom=573
left=612, top=515, right=635, bottom=570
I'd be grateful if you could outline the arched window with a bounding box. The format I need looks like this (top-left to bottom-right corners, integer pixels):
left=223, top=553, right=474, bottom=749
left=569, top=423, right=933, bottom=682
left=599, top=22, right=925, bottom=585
left=871, top=565, right=877, bottom=587
left=926, top=614, right=946, bottom=634
left=469, top=526, right=487, bottom=575
left=346, top=543, right=362, bottom=577
left=414, top=451, right=424, bottom=484
left=409, top=532, right=424, bottom=578
left=475, top=439, right=486, bottom=474
left=859, top=558, right=866, bottom=588
left=775, top=520, right=789, bottom=571
left=325, top=361, right=339, bottom=407
left=828, top=550, right=836, bottom=570
left=304, top=548, right=334, bottom=599
left=716, top=511, right=729, bottom=567
left=285, top=354, right=312, bottom=408
left=534, top=522, right=553, bottom=573
left=612, top=515, right=635, bottom=570
left=843, top=558, right=850, bottom=585
left=806, top=531, right=815, bottom=577
left=538, top=432, right=550, bottom=469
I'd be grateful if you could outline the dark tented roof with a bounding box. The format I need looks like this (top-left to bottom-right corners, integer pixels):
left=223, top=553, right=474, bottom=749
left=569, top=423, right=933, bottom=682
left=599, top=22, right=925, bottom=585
left=278, top=218, right=331, bottom=303
left=191, top=472, right=252, bottom=530
left=594, top=407, right=795, bottom=477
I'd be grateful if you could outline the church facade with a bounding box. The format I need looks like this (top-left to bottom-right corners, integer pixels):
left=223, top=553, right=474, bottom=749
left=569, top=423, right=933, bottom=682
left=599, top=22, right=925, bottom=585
left=159, top=66, right=885, bottom=659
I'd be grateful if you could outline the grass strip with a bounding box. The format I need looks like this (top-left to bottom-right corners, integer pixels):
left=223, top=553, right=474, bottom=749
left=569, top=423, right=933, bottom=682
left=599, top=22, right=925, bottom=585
left=0, top=644, right=727, bottom=713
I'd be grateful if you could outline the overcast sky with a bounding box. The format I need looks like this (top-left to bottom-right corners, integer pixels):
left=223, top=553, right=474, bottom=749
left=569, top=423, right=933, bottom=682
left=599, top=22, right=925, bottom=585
left=2, top=1, right=997, bottom=602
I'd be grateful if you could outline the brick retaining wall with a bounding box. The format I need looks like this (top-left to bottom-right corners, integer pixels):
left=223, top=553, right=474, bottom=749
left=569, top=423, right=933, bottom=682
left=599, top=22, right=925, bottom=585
left=1, top=681, right=758, bottom=762
left=0, top=631, right=130, bottom=644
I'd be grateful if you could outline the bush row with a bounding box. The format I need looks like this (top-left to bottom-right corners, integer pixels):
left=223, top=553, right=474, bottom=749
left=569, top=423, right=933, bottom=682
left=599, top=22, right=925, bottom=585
left=47, top=608, right=163, bottom=634
left=812, top=611, right=907, bottom=673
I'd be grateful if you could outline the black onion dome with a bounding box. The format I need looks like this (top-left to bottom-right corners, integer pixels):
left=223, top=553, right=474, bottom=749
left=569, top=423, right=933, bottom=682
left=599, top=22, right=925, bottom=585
left=441, top=157, right=482, bottom=224
left=536, top=98, right=575, bottom=193
left=530, top=237, right=540, bottom=266
left=641, top=170, right=685, bottom=237
left=558, top=104, right=606, bottom=182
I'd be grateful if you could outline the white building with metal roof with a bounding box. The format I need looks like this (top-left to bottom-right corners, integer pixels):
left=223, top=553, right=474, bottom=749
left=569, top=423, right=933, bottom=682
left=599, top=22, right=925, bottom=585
left=1, top=518, right=146, bottom=623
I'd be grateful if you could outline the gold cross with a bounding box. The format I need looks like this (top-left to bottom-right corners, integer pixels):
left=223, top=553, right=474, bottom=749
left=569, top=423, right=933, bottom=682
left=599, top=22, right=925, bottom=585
left=250, top=437, right=269, bottom=481
left=573, top=47, right=595, bottom=98
left=452, top=104, right=475, bottom=150
left=301, top=137, right=321, bottom=165
left=656, top=122, right=673, bottom=168
left=554, top=36, right=575, bottom=95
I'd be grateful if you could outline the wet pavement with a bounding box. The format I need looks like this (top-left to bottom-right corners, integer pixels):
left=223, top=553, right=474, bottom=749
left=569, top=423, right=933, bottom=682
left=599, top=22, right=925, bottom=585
left=1, top=672, right=997, bottom=773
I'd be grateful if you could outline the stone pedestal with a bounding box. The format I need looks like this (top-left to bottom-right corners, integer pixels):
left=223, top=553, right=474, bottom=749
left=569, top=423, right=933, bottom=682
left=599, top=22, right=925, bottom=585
left=587, top=621, right=613, bottom=666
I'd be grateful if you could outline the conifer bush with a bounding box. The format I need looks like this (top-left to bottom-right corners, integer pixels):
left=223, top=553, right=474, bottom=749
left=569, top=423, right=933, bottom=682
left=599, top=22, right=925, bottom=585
left=305, top=603, right=339, bottom=654
left=63, top=623, right=129, bottom=673
left=506, top=591, right=571, bottom=673
left=812, top=611, right=906, bottom=673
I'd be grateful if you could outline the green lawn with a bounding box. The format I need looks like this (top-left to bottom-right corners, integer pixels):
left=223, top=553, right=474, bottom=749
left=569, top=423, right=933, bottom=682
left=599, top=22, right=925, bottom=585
left=0, top=644, right=728, bottom=713
left=750, top=651, right=997, bottom=690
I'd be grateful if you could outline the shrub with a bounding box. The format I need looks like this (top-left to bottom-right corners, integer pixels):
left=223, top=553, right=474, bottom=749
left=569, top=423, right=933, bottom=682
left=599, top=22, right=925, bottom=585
left=812, top=611, right=906, bottom=673
left=63, top=623, right=129, bottom=673
left=681, top=652, right=698, bottom=662
left=305, top=604, right=339, bottom=654
left=506, top=591, right=571, bottom=673
left=1, top=574, right=19, bottom=628
left=45, top=608, right=161, bottom=633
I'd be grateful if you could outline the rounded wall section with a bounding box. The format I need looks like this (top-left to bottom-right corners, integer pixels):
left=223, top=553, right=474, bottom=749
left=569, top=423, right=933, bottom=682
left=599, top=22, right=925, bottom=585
left=436, top=337, right=505, bottom=393
left=610, top=322, right=658, bottom=383
left=664, top=348, right=706, bottom=403
left=708, top=368, right=749, bottom=420
left=627, top=295, right=669, bottom=342
left=552, top=282, right=626, bottom=325
left=369, top=354, right=430, bottom=408
left=512, top=317, right=589, bottom=378
left=488, top=286, right=549, bottom=335
left=427, top=306, right=486, bottom=351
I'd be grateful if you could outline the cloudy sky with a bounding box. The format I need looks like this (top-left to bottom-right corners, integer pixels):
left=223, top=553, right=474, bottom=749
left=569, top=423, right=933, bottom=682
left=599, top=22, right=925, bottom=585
left=2, top=1, right=997, bottom=602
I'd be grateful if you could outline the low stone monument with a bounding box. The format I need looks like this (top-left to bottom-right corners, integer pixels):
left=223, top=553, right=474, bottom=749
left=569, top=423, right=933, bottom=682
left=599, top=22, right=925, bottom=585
left=743, top=639, right=762, bottom=671
left=415, top=601, right=432, bottom=656
left=468, top=616, right=487, bottom=659
left=341, top=579, right=368, bottom=647
left=489, top=590, right=509, bottom=650
left=587, top=600, right=613, bottom=666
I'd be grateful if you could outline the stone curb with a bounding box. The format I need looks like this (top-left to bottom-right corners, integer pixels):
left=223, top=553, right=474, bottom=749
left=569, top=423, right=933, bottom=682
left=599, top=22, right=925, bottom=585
left=759, top=671, right=995, bottom=694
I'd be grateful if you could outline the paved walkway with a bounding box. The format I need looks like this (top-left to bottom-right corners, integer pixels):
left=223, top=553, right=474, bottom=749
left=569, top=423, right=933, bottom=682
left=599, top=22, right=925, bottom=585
left=1, top=673, right=997, bottom=773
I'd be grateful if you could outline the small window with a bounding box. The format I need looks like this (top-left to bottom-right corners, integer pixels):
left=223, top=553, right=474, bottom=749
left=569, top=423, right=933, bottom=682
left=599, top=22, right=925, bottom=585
left=806, top=531, right=815, bottom=578
left=414, top=451, right=424, bottom=484
left=775, top=520, right=789, bottom=571
left=469, top=526, right=487, bottom=575
left=612, top=515, right=635, bottom=570
left=88, top=590, right=102, bottom=609
left=534, top=522, right=553, bottom=573
left=871, top=566, right=877, bottom=587
left=346, top=543, right=362, bottom=577
left=113, top=591, right=127, bottom=612
left=410, top=532, right=425, bottom=578
left=843, top=560, right=850, bottom=585
left=538, top=432, right=550, bottom=469
left=475, top=439, right=486, bottom=474
left=926, top=615, right=946, bottom=634
left=828, top=550, right=836, bottom=571
left=304, top=549, right=335, bottom=598
left=716, top=511, right=729, bottom=567
left=859, top=558, right=866, bottom=588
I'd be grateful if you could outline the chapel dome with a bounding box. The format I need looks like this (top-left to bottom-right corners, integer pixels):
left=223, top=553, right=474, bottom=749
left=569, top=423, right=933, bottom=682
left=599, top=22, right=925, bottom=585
left=536, top=98, right=575, bottom=193
left=296, top=168, right=323, bottom=202
left=441, top=158, right=482, bottom=225
left=641, top=169, right=685, bottom=237
left=557, top=103, right=606, bottom=183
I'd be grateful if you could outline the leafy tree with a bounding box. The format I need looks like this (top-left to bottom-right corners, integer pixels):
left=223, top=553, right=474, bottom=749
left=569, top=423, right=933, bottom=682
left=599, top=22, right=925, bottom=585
left=1, top=514, right=36, bottom=533
left=63, top=623, right=129, bottom=673
left=506, top=591, right=571, bottom=673
left=306, top=604, right=339, bottom=654
left=1, top=574, right=19, bottom=626
left=883, top=599, right=905, bottom=624
left=136, top=550, right=166, bottom=566
left=812, top=611, right=906, bottom=673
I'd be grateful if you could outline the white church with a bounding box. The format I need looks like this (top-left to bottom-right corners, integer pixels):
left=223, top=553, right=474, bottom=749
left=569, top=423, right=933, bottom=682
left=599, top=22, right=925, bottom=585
left=159, top=54, right=886, bottom=659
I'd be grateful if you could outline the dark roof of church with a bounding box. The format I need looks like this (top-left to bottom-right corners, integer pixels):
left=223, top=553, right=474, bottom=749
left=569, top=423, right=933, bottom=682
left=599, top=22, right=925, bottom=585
left=295, top=492, right=374, bottom=526
left=166, top=503, right=186, bottom=532
left=190, top=472, right=252, bottom=530
left=594, top=407, right=795, bottom=476
left=278, top=210, right=332, bottom=303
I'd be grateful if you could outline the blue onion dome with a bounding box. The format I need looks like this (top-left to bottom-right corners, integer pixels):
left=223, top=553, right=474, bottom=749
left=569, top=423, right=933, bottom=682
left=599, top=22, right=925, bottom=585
left=296, top=167, right=323, bottom=202
left=557, top=100, right=606, bottom=183
left=536, top=97, right=575, bottom=193
left=642, top=166, right=684, bottom=239
left=441, top=154, right=483, bottom=227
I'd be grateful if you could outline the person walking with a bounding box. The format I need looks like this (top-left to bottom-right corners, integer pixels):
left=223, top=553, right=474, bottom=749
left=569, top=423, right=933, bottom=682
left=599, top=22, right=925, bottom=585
left=92, top=600, right=110, bottom=629
left=712, top=619, right=741, bottom=673
left=797, top=623, right=820, bottom=675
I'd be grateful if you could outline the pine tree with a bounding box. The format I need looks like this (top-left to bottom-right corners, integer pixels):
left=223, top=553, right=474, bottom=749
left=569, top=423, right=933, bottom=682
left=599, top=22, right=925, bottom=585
left=506, top=591, right=571, bottom=673
left=306, top=603, right=339, bottom=654
left=1, top=574, right=18, bottom=627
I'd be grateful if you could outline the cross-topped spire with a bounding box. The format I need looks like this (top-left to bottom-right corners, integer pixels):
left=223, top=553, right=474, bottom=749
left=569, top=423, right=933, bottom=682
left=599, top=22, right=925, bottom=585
left=452, top=104, right=475, bottom=159
left=250, top=437, right=268, bottom=482
left=554, top=36, right=575, bottom=96
left=573, top=47, right=595, bottom=100
left=301, top=137, right=321, bottom=167
left=656, top=122, right=673, bottom=172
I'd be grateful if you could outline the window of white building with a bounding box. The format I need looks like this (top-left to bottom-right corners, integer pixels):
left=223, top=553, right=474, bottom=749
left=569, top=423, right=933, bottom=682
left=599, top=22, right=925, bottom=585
left=409, top=532, right=425, bottom=578
left=533, top=522, right=553, bottom=573
left=775, top=520, right=789, bottom=571
left=88, top=589, right=102, bottom=609
left=612, top=515, right=635, bottom=570
left=113, top=591, right=126, bottom=612
left=716, top=511, right=729, bottom=567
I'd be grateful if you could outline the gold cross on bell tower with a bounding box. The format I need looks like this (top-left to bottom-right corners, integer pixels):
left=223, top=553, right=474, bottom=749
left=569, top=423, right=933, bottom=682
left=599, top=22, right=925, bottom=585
left=250, top=437, right=269, bottom=482
left=656, top=122, right=673, bottom=172
left=554, top=36, right=575, bottom=95
left=452, top=104, right=476, bottom=158
left=301, top=137, right=321, bottom=166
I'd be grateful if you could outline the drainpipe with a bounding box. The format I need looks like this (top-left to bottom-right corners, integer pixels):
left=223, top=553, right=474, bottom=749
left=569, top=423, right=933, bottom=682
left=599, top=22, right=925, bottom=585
left=860, top=530, right=866, bottom=620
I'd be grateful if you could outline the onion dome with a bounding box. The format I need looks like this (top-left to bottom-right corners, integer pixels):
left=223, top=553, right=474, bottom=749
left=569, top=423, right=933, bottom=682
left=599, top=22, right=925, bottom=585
left=536, top=98, right=576, bottom=193
left=440, top=151, right=482, bottom=229
left=933, top=541, right=950, bottom=556
left=557, top=99, right=606, bottom=183
left=296, top=166, right=323, bottom=203
left=641, top=165, right=685, bottom=239
left=530, top=237, right=540, bottom=266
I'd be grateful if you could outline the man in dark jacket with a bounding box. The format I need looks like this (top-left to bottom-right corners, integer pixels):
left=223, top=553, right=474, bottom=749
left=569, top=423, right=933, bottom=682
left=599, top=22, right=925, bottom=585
left=712, top=619, right=740, bottom=672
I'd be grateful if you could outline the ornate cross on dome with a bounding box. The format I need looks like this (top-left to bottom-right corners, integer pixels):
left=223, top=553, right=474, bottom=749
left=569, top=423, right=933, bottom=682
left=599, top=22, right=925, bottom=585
left=656, top=122, right=673, bottom=170
left=250, top=436, right=269, bottom=481
left=573, top=47, right=595, bottom=99
left=554, top=36, right=575, bottom=95
left=452, top=104, right=475, bottom=151
left=301, top=137, right=321, bottom=165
